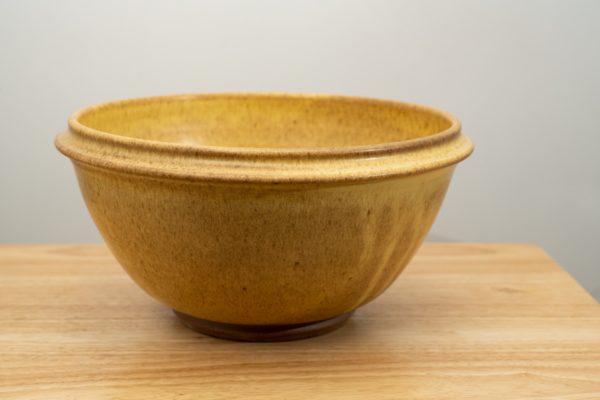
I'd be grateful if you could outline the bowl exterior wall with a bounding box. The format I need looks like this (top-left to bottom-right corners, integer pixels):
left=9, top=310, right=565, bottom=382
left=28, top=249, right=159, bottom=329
left=74, top=164, right=454, bottom=325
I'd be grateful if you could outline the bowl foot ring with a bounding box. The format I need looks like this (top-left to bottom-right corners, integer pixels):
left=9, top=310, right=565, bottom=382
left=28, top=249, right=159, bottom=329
left=173, top=310, right=354, bottom=342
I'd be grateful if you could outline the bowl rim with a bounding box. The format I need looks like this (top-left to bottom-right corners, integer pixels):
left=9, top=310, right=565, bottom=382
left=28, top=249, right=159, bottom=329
left=67, top=92, right=462, bottom=158
left=57, top=92, right=473, bottom=183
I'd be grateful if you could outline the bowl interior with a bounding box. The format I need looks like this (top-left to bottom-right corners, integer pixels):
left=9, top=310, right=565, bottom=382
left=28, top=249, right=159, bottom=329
left=75, top=94, right=454, bottom=149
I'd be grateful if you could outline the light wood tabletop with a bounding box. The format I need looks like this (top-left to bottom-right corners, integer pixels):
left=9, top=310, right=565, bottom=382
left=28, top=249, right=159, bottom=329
left=0, top=244, right=598, bottom=399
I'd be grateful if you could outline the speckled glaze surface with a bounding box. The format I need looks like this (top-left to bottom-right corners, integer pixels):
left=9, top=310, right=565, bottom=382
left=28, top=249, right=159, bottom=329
left=55, top=93, right=473, bottom=339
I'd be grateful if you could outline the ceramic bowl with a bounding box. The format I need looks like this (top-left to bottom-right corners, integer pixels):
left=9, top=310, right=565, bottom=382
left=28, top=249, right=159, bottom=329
left=55, top=93, right=473, bottom=341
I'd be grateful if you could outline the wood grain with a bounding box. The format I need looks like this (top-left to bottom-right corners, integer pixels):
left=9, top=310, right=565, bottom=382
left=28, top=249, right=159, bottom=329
left=0, top=244, right=598, bottom=399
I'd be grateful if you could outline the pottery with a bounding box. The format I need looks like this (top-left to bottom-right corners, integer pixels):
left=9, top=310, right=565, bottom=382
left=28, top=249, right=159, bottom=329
left=55, top=93, right=473, bottom=341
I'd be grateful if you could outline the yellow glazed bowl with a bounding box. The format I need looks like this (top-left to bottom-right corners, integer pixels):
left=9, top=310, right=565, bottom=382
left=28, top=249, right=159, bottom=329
left=55, top=93, right=473, bottom=341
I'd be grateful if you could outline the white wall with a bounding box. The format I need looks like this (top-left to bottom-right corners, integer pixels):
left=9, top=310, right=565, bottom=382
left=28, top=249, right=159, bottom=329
left=1, top=0, right=599, bottom=299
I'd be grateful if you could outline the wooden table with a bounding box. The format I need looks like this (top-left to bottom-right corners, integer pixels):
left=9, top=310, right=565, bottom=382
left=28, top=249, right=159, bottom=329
left=0, top=244, right=599, bottom=399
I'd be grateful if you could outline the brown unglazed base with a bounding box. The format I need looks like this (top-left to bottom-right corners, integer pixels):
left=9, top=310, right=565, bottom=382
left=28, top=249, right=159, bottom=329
left=173, top=310, right=354, bottom=342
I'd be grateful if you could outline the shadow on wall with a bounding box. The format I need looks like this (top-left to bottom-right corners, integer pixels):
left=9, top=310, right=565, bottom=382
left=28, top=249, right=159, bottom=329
left=425, top=233, right=457, bottom=242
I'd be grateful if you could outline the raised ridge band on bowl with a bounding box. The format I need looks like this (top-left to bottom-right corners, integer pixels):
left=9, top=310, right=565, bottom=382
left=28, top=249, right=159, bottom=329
left=56, top=93, right=472, bottom=183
